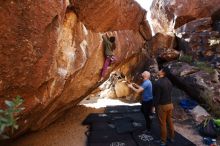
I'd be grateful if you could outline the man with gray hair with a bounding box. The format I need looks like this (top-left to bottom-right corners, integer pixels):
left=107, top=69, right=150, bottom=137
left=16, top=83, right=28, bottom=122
left=128, top=71, right=153, bottom=131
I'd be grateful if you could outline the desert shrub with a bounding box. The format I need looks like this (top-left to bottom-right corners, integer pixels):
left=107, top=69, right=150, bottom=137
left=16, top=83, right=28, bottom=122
left=179, top=54, right=193, bottom=63
left=194, top=61, right=215, bottom=74
left=0, top=96, right=24, bottom=139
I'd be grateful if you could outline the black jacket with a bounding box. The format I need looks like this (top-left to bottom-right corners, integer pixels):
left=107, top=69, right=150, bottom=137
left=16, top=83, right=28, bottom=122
left=153, top=77, right=173, bottom=106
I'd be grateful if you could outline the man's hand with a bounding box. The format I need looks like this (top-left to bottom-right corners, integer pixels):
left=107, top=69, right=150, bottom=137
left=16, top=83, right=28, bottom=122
left=127, top=83, right=133, bottom=88
left=125, top=80, right=131, bottom=84
left=128, top=83, right=138, bottom=89
left=128, top=82, right=144, bottom=93
left=132, top=83, right=139, bottom=88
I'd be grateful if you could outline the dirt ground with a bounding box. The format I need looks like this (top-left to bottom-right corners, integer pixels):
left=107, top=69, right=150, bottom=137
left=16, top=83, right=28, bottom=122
left=6, top=105, right=103, bottom=146
left=1, top=87, right=219, bottom=146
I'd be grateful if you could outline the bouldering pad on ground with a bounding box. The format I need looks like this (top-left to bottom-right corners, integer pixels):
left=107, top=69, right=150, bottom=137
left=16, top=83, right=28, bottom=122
left=82, top=113, right=111, bottom=125
left=88, top=131, right=133, bottom=143
left=85, top=105, right=196, bottom=146
left=90, top=122, right=116, bottom=132
left=89, top=140, right=137, bottom=146
left=113, top=117, right=134, bottom=133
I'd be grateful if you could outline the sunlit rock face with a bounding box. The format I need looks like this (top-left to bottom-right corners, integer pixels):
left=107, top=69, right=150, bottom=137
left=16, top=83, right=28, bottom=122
left=0, top=0, right=151, bottom=137
left=72, top=0, right=146, bottom=32
left=148, top=33, right=179, bottom=61
left=150, top=0, right=220, bottom=33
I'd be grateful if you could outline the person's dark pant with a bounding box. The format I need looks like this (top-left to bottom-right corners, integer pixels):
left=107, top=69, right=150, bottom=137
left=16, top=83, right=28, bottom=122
left=141, top=100, right=153, bottom=130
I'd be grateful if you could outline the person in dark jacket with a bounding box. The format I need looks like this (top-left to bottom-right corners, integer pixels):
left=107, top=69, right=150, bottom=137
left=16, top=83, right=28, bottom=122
left=100, top=34, right=116, bottom=81
left=128, top=71, right=153, bottom=131
left=154, top=68, right=174, bottom=146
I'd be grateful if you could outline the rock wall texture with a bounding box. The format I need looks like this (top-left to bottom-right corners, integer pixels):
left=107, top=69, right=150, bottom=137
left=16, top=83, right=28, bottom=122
left=148, top=33, right=179, bottom=61
left=149, top=0, right=220, bottom=116
left=176, top=17, right=220, bottom=61
left=0, top=0, right=151, bottom=137
left=165, top=62, right=220, bottom=117
left=71, top=0, right=146, bottom=32
left=172, top=17, right=220, bottom=116
left=150, top=0, right=220, bottom=33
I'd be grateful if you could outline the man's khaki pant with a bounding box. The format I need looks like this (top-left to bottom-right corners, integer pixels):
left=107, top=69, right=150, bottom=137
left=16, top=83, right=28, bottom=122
left=157, top=103, right=175, bottom=143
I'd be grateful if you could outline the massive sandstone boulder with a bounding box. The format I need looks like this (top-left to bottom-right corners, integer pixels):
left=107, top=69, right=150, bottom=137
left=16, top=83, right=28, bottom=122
left=0, top=0, right=151, bottom=137
left=72, top=0, right=146, bottom=32
left=148, top=33, right=179, bottom=61
left=150, top=0, right=220, bottom=33
left=165, top=61, right=220, bottom=116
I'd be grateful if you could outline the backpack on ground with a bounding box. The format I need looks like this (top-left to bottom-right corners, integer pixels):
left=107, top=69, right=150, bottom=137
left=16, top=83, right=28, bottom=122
left=198, top=118, right=219, bottom=138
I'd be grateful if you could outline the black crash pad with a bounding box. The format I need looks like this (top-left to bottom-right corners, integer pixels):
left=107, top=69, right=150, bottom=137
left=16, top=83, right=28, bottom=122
left=124, top=112, right=145, bottom=122
left=89, top=140, right=137, bottom=146
left=113, top=117, right=134, bottom=134
left=82, top=113, right=111, bottom=125
left=90, top=122, right=116, bottom=132
left=87, top=131, right=133, bottom=143
left=85, top=105, right=197, bottom=146
left=83, top=113, right=125, bottom=125
left=132, top=123, right=196, bottom=146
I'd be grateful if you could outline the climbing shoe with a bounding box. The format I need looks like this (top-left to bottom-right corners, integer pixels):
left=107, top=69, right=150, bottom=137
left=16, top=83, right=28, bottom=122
left=167, top=138, right=174, bottom=143
left=160, top=141, right=167, bottom=146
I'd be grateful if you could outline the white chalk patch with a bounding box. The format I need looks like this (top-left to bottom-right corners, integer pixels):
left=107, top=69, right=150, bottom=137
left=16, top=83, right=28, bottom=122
left=82, top=25, right=88, bottom=36
left=170, top=0, right=176, bottom=6
left=208, top=38, right=220, bottom=46
left=184, top=38, right=190, bottom=42
left=66, top=0, right=70, bottom=5
left=66, top=51, right=75, bottom=60
left=80, top=40, right=88, bottom=58
left=176, top=33, right=182, bottom=38
left=177, top=4, right=183, bottom=8
left=58, top=68, right=68, bottom=77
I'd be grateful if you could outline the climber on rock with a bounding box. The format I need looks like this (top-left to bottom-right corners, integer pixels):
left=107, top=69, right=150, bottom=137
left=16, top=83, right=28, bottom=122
left=127, top=71, right=153, bottom=131
left=99, top=34, right=117, bottom=81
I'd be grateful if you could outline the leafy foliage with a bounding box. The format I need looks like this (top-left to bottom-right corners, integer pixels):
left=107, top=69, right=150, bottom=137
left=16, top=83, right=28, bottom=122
left=194, top=61, right=215, bottom=74
left=0, top=96, right=25, bottom=139
left=178, top=54, right=193, bottom=63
